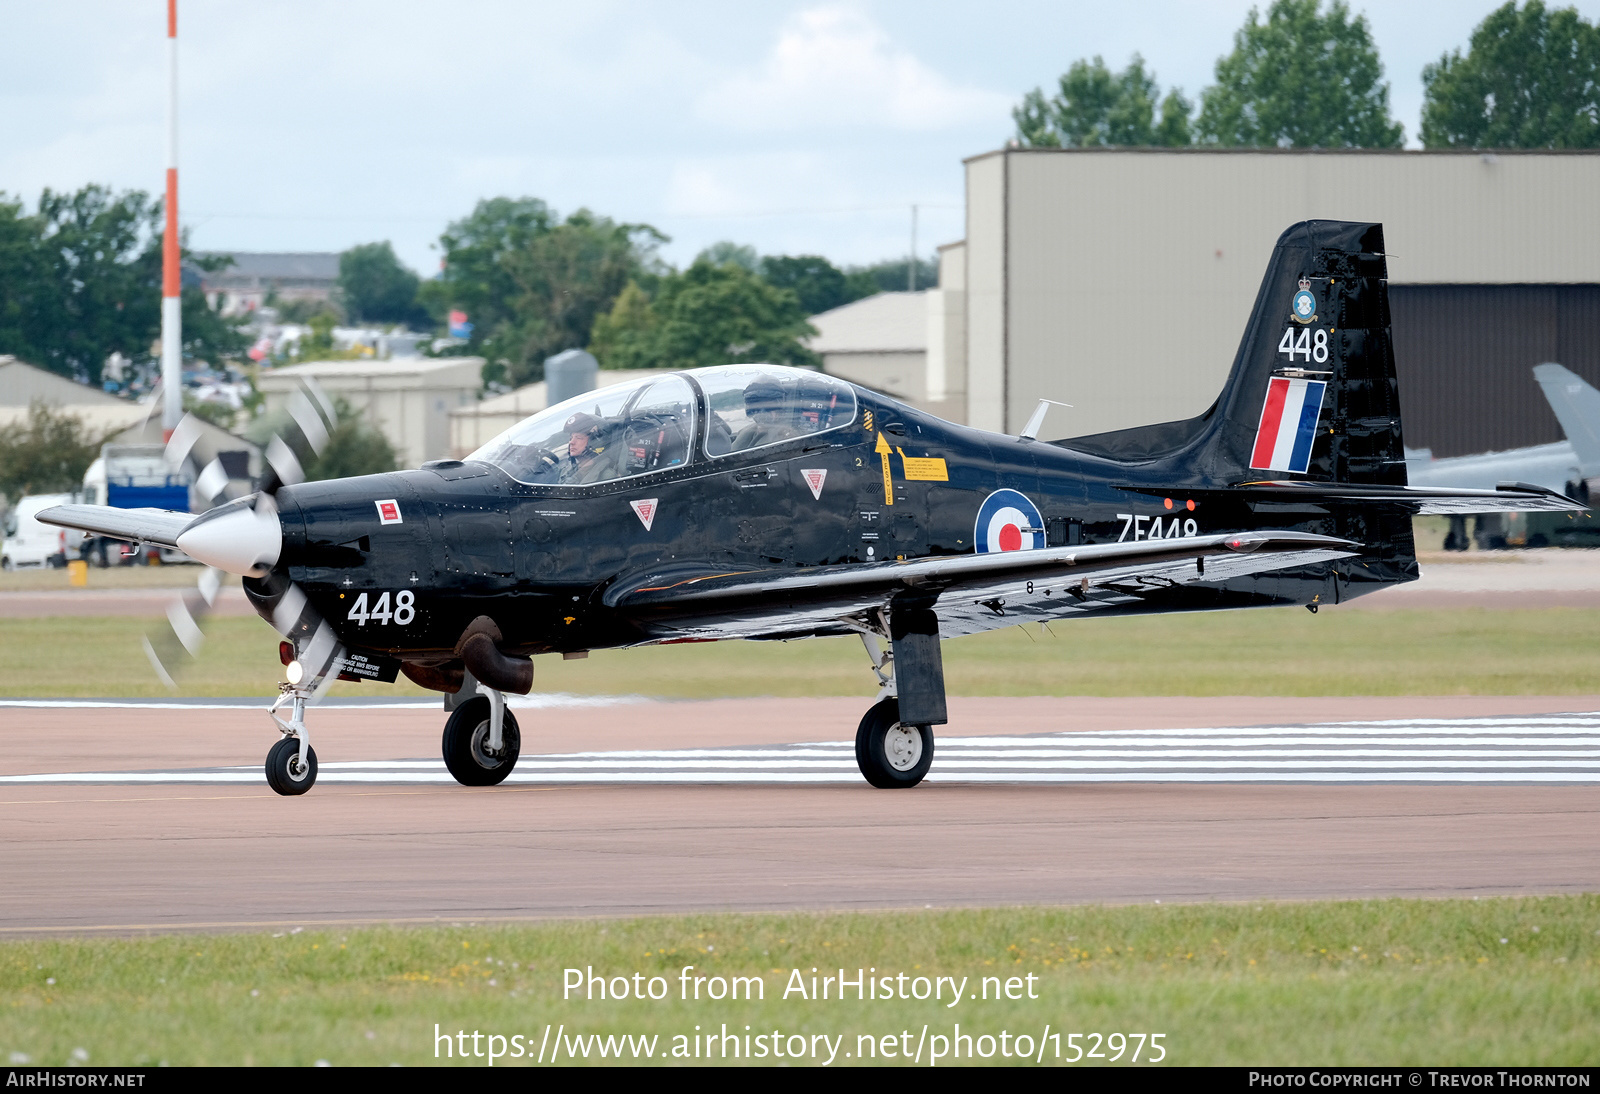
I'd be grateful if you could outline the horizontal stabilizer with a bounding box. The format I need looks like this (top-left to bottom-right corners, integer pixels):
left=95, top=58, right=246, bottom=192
left=1129, top=481, right=1585, bottom=515
left=1244, top=480, right=1583, bottom=514
left=35, top=504, right=195, bottom=548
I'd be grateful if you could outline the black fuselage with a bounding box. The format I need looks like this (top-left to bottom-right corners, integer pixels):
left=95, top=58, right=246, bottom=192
left=257, top=384, right=1415, bottom=666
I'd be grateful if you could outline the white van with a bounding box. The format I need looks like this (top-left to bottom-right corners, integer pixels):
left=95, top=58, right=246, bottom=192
left=2, top=493, right=75, bottom=570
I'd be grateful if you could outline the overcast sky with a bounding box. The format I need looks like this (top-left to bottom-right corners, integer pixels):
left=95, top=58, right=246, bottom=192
left=5, top=1, right=1597, bottom=276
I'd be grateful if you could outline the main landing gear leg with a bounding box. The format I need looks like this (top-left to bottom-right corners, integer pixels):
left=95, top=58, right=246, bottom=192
left=442, top=686, right=522, bottom=787
left=854, top=607, right=945, bottom=789
left=265, top=687, right=318, bottom=796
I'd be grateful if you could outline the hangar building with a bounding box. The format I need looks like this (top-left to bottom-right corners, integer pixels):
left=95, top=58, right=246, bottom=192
left=916, top=149, right=1600, bottom=458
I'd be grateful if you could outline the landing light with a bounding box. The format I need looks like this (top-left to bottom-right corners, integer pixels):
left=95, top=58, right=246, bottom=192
left=286, top=660, right=305, bottom=685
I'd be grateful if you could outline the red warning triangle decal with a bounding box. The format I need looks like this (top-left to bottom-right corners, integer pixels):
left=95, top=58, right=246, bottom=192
left=630, top=498, right=658, bottom=531
left=800, top=468, right=827, bottom=501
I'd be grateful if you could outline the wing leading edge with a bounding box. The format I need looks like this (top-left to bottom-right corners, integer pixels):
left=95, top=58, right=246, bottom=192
left=35, top=504, right=194, bottom=548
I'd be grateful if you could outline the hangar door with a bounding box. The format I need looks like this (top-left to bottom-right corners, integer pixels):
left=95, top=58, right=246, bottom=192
left=1390, top=285, right=1600, bottom=458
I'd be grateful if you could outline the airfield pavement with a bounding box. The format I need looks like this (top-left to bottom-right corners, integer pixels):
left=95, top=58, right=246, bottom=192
left=3, top=550, right=1600, bottom=935
left=2, top=695, right=1599, bottom=934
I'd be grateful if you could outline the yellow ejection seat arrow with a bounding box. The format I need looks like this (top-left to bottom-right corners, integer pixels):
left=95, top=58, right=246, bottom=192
left=876, top=431, right=893, bottom=505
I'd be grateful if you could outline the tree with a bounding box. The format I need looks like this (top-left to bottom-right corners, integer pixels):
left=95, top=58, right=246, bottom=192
left=847, top=257, right=937, bottom=295
left=425, top=197, right=665, bottom=388
left=758, top=254, right=875, bottom=315
left=338, top=241, right=423, bottom=325
left=0, top=403, right=109, bottom=501
left=1013, top=55, right=1193, bottom=147
left=1421, top=2, right=1600, bottom=148
left=1197, top=0, right=1404, bottom=148
left=0, top=185, right=244, bottom=384
left=589, top=261, right=817, bottom=371
left=302, top=399, right=398, bottom=481
left=696, top=241, right=760, bottom=272
left=585, top=281, right=659, bottom=370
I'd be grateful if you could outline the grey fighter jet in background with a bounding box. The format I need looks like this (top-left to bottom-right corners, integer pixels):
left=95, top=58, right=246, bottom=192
left=1408, top=363, right=1600, bottom=549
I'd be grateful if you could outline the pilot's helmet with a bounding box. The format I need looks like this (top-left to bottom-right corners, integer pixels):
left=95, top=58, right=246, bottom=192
left=563, top=411, right=605, bottom=436
left=742, top=380, right=787, bottom=414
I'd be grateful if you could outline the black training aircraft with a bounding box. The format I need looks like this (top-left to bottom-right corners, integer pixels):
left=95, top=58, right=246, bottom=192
left=41, top=220, right=1581, bottom=795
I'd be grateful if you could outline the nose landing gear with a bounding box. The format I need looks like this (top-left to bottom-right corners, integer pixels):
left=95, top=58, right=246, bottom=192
left=265, top=734, right=318, bottom=795
left=265, top=687, right=318, bottom=795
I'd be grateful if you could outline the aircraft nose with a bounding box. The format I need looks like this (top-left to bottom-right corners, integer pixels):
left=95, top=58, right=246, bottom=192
left=176, top=498, right=283, bottom=577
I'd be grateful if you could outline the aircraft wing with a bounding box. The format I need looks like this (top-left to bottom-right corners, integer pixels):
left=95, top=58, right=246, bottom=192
left=35, top=504, right=194, bottom=548
left=607, top=530, right=1358, bottom=641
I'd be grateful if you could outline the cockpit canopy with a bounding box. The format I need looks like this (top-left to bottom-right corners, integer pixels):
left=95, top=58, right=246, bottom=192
left=467, top=365, right=857, bottom=487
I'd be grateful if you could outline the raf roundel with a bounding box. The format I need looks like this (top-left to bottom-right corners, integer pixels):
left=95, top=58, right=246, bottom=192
left=974, top=489, right=1044, bottom=554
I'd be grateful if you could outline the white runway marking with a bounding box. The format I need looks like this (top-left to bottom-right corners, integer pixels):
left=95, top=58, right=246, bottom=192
left=6, top=714, right=1600, bottom=786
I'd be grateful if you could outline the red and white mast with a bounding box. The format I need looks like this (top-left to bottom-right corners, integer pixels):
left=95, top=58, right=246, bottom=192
left=161, top=0, right=182, bottom=439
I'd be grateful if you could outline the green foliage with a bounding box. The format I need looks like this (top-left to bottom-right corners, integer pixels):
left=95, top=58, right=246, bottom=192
left=847, top=256, right=938, bottom=295
left=180, top=393, right=236, bottom=431
left=695, top=241, right=759, bottom=272
left=758, top=254, right=877, bottom=315
left=302, top=398, right=398, bottom=481
left=583, top=282, right=659, bottom=371
left=1421, top=1, right=1600, bottom=149
left=0, top=186, right=244, bottom=382
left=1015, top=55, right=1194, bottom=148
left=338, top=241, right=424, bottom=325
left=0, top=403, right=110, bottom=502
left=589, top=261, right=817, bottom=372
left=270, top=295, right=338, bottom=325
left=425, top=197, right=666, bottom=388
left=1197, top=0, right=1404, bottom=148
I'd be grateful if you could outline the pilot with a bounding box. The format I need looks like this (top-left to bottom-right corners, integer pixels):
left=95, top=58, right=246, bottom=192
left=731, top=379, right=801, bottom=451
left=558, top=412, right=622, bottom=484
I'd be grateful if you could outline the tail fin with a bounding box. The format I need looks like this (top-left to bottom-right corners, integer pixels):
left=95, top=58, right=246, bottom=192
left=1533, top=362, right=1600, bottom=479
left=1061, top=220, right=1404, bottom=487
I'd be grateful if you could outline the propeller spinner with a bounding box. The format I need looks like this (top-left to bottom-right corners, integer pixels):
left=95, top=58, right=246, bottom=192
left=144, top=379, right=344, bottom=701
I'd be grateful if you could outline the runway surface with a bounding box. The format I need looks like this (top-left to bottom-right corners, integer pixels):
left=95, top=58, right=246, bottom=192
left=6, top=711, right=1599, bottom=786
left=3, top=696, right=1598, bottom=933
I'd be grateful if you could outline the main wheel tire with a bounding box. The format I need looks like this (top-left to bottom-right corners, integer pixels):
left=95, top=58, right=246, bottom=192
left=265, top=737, right=318, bottom=796
left=442, top=696, right=521, bottom=787
left=855, top=697, right=933, bottom=789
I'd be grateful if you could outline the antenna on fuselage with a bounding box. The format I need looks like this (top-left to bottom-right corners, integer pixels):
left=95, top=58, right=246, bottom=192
left=1019, top=399, right=1073, bottom=442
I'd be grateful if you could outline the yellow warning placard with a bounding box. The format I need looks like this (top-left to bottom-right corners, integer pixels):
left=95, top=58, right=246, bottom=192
left=900, top=456, right=949, bottom=481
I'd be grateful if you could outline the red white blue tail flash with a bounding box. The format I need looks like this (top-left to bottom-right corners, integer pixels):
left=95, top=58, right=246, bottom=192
left=1250, top=377, right=1326, bottom=474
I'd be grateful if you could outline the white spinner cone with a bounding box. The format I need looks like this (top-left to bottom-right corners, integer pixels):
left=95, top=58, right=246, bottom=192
left=176, top=502, right=282, bottom=577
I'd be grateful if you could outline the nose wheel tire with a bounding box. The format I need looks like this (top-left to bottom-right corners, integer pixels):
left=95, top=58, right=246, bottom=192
left=442, top=695, right=522, bottom=787
left=855, top=697, right=933, bottom=789
left=265, top=737, right=318, bottom=796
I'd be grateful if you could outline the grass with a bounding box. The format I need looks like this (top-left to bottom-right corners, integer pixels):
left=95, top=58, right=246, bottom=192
left=3, top=606, right=1600, bottom=699
left=0, top=897, right=1594, bottom=1066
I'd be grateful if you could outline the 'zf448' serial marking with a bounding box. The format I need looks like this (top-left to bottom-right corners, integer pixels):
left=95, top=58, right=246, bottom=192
left=1117, top=514, right=1198, bottom=542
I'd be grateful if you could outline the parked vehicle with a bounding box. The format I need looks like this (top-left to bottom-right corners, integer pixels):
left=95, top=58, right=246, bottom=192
left=2, top=493, right=76, bottom=570
left=80, top=445, right=195, bottom=566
